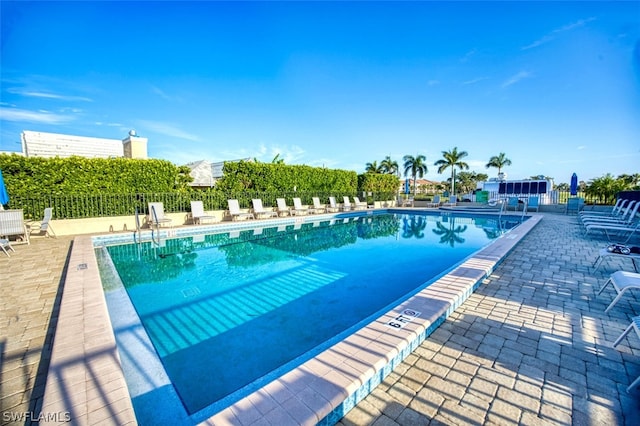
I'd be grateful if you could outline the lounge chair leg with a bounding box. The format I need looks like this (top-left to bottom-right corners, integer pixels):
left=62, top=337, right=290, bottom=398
left=597, top=278, right=612, bottom=296
left=592, top=256, right=603, bottom=271
left=604, top=290, right=627, bottom=313
left=613, top=323, right=635, bottom=347
left=627, top=375, right=640, bottom=393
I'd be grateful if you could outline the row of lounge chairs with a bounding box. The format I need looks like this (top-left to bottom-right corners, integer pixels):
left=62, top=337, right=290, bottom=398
left=579, top=199, right=640, bottom=241
left=228, top=196, right=371, bottom=221
left=147, top=196, right=374, bottom=227
left=0, top=208, right=55, bottom=256
left=588, top=198, right=640, bottom=390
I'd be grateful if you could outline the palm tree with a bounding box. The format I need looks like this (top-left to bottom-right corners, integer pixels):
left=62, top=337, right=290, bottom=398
left=365, top=161, right=384, bottom=173
left=618, top=173, right=640, bottom=189
left=486, top=153, right=512, bottom=177
left=434, top=147, right=469, bottom=195
left=380, top=156, right=399, bottom=176
left=403, top=154, right=428, bottom=198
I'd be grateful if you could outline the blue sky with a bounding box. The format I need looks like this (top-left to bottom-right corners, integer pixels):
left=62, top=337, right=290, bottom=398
left=1, top=1, right=639, bottom=184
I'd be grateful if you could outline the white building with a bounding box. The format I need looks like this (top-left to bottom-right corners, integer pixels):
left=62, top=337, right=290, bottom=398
left=20, top=130, right=148, bottom=159
left=185, top=158, right=251, bottom=188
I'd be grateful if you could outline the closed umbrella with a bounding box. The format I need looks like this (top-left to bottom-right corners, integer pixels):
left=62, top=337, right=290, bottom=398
left=405, top=178, right=410, bottom=195
left=0, top=170, right=9, bottom=210
left=570, top=173, right=578, bottom=196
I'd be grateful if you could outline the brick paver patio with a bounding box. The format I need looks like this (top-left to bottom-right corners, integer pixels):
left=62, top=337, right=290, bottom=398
left=339, top=214, right=640, bottom=425
left=1, top=213, right=639, bottom=425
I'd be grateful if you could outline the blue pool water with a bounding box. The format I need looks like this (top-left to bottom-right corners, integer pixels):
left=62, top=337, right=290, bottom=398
left=104, top=211, right=521, bottom=416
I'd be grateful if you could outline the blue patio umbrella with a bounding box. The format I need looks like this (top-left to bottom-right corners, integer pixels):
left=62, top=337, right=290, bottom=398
left=405, top=178, right=410, bottom=195
left=0, top=169, right=9, bottom=208
left=570, top=173, right=578, bottom=196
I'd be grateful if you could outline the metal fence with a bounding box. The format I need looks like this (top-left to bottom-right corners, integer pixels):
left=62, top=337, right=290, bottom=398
left=9, top=188, right=619, bottom=221
left=10, top=191, right=399, bottom=220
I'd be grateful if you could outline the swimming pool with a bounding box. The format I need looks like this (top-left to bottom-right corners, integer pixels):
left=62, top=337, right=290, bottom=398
left=97, top=210, right=525, bottom=423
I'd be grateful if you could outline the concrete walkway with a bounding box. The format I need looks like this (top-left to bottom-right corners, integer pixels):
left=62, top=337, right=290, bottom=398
left=1, top=214, right=639, bottom=425
left=1, top=235, right=74, bottom=425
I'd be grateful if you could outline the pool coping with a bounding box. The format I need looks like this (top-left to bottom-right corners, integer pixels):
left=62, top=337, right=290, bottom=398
left=39, top=209, right=542, bottom=425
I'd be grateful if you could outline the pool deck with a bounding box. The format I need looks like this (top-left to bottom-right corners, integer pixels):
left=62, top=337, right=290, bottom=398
left=2, top=212, right=640, bottom=425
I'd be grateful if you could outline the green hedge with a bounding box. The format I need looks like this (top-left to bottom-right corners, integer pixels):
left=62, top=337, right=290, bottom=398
left=357, top=173, right=399, bottom=201
left=216, top=161, right=358, bottom=196
left=1, top=155, right=402, bottom=219
left=0, top=154, right=191, bottom=196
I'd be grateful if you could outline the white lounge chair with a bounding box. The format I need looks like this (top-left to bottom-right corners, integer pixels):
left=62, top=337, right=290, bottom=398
left=593, top=246, right=640, bottom=273
left=190, top=201, right=216, bottom=224
left=292, top=197, right=310, bottom=215
left=580, top=199, right=628, bottom=219
left=0, top=209, right=30, bottom=244
left=597, top=271, right=640, bottom=313
left=397, top=196, right=414, bottom=207
left=612, top=316, right=640, bottom=392
left=327, top=197, right=340, bottom=212
left=342, top=196, right=353, bottom=211
left=353, top=197, right=367, bottom=210
left=426, top=195, right=441, bottom=208
left=252, top=199, right=277, bottom=219
left=0, top=238, right=15, bottom=257
left=227, top=199, right=255, bottom=221
left=148, top=202, right=172, bottom=228
left=582, top=201, right=639, bottom=227
left=312, top=197, right=327, bottom=213
left=28, top=207, right=55, bottom=238
left=584, top=219, right=640, bottom=240
left=276, top=198, right=291, bottom=216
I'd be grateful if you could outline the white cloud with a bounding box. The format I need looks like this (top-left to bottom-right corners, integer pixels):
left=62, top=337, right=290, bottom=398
left=138, top=119, right=201, bottom=142
left=521, top=35, right=555, bottom=51
left=261, top=144, right=306, bottom=164
left=502, top=71, right=533, bottom=88
left=0, top=107, right=75, bottom=124
left=6, top=88, right=93, bottom=102
left=150, top=85, right=183, bottom=102
left=462, top=77, right=489, bottom=86
left=522, top=17, right=596, bottom=50
left=208, top=143, right=308, bottom=165
left=460, top=49, right=477, bottom=63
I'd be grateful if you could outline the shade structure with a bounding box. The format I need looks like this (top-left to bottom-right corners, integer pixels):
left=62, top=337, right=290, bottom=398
left=0, top=170, right=9, bottom=209
left=405, top=178, right=410, bottom=194
left=570, top=173, right=578, bottom=196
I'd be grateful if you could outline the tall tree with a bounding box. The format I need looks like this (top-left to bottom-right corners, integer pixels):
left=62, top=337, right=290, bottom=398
left=403, top=154, right=428, bottom=198
left=365, top=160, right=384, bottom=173
left=434, top=147, right=469, bottom=194
left=486, top=152, right=512, bottom=176
left=586, top=174, right=628, bottom=204
left=618, top=173, right=640, bottom=189
left=380, top=156, right=399, bottom=176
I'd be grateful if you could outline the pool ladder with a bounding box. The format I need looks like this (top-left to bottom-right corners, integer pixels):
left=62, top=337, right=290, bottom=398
left=149, top=205, right=162, bottom=246
left=133, top=206, right=161, bottom=246
left=133, top=207, right=142, bottom=244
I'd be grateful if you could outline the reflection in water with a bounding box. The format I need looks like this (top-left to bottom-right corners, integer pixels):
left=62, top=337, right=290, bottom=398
left=432, top=219, right=468, bottom=247
left=106, top=212, right=517, bottom=287
left=401, top=215, right=427, bottom=239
